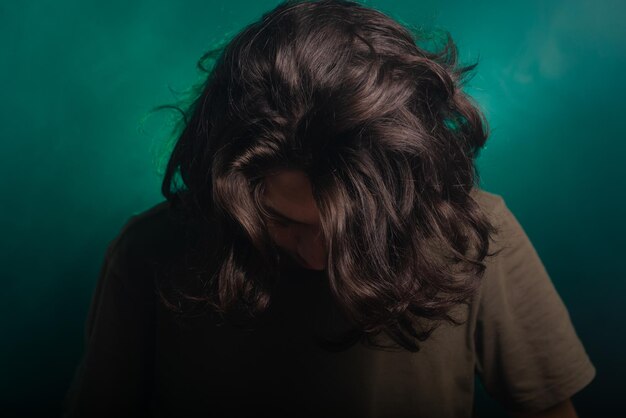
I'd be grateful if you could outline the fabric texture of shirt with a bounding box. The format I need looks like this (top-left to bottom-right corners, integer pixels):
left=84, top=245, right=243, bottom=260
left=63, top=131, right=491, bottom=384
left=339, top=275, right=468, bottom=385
left=62, top=187, right=596, bottom=418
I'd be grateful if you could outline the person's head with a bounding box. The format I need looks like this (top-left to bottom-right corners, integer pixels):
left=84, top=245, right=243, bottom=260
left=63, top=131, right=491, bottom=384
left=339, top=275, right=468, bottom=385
left=261, top=168, right=327, bottom=271
left=157, top=0, right=501, bottom=351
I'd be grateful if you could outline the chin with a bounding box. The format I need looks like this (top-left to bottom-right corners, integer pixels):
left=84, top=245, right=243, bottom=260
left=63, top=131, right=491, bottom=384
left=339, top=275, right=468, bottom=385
left=303, top=264, right=326, bottom=271
left=294, top=254, right=325, bottom=271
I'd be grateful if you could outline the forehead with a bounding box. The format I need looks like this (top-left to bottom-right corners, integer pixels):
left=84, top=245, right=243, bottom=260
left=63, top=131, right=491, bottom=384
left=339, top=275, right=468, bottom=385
left=264, top=169, right=312, bottom=195
left=262, top=169, right=320, bottom=224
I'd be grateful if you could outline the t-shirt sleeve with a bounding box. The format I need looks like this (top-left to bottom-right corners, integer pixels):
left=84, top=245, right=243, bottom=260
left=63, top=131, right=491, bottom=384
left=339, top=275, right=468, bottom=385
left=474, top=196, right=596, bottom=414
left=62, top=216, right=155, bottom=418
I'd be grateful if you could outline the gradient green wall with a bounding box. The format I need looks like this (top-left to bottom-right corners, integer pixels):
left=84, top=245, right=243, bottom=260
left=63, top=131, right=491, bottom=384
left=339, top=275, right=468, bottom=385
left=2, top=1, right=624, bottom=416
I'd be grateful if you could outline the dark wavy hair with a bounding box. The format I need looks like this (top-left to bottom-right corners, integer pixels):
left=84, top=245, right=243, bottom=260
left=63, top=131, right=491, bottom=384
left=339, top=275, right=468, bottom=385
left=154, top=0, right=503, bottom=352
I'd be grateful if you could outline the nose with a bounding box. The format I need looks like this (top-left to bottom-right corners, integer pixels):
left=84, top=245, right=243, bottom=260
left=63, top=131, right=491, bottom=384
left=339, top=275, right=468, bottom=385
left=295, top=239, right=312, bottom=267
left=295, top=238, right=326, bottom=271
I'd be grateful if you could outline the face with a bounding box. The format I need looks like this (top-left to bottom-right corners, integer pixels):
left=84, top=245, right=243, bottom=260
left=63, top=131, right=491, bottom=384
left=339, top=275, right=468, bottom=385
left=261, top=169, right=327, bottom=271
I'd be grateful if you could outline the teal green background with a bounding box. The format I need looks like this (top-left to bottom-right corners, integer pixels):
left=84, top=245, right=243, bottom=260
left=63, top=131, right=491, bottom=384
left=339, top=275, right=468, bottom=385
left=2, top=1, right=624, bottom=416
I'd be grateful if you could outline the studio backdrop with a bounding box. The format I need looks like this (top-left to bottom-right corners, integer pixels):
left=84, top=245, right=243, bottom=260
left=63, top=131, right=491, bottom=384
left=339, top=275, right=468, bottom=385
left=1, top=0, right=624, bottom=416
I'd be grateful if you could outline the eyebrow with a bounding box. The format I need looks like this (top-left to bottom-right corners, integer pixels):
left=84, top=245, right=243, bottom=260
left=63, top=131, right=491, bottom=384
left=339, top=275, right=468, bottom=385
left=262, top=203, right=311, bottom=226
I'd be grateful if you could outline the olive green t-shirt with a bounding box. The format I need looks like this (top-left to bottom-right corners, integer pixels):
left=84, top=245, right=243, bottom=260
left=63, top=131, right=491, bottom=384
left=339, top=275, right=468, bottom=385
left=62, top=188, right=596, bottom=418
